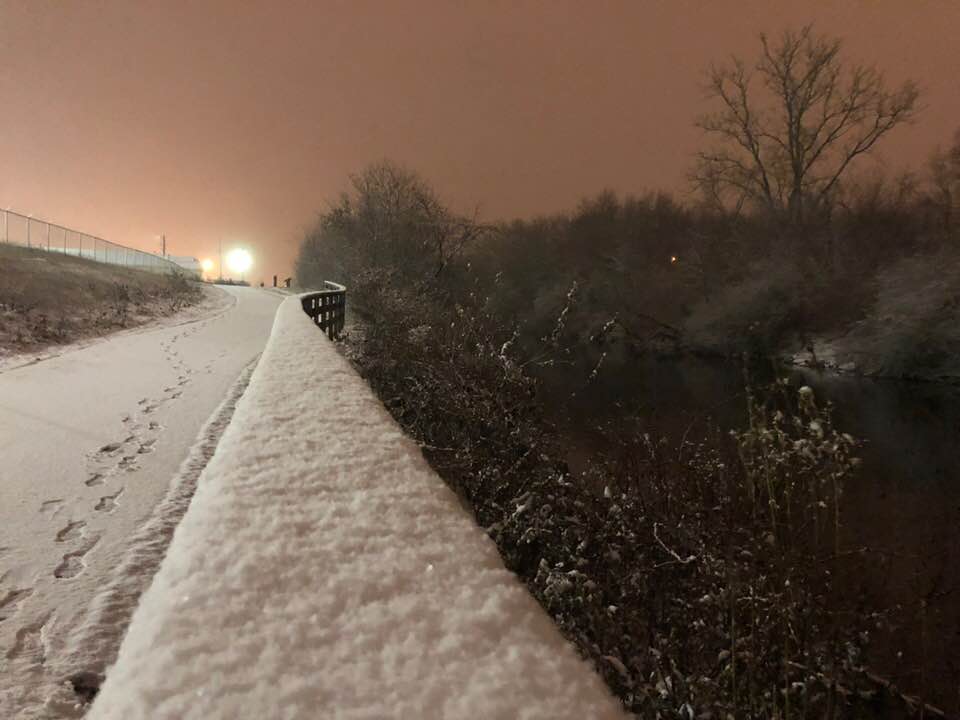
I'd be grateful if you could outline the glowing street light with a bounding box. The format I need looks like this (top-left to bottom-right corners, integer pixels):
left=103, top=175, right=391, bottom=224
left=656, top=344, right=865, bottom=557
left=225, top=248, right=253, bottom=280
left=200, top=258, right=214, bottom=277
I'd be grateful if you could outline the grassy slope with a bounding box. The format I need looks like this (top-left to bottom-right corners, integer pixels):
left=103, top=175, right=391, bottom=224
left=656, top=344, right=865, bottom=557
left=0, top=244, right=202, bottom=357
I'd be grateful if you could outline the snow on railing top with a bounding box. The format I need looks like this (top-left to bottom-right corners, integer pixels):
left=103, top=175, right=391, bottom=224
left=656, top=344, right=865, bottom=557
left=89, top=295, right=625, bottom=719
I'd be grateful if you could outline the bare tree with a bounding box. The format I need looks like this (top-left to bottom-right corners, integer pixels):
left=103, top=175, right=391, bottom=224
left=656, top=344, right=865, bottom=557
left=694, top=25, right=919, bottom=228
left=295, top=161, right=486, bottom=291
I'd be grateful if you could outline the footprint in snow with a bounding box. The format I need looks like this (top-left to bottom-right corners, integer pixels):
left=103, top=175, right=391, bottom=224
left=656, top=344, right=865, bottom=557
left=54, top=535, right=101, bottom=579
left=95, top=489, right=123, bottom=513
left=55, top=521, right=86, bottom=543
left=6, top=612, right=52, bottom=661
left=85, top=473, right=105, bottom=487
left=39, top=499, right=64, bottom=517
left=0, top=588, right=33, bottom=622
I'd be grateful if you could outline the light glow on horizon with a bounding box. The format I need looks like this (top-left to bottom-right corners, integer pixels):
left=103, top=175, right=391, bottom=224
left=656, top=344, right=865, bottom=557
left=226, top=248, right=253, bottom=275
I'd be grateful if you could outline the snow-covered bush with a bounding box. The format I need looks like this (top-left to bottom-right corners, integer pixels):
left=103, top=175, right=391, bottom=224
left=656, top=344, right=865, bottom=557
left=344, top=276, right=897, bottom=716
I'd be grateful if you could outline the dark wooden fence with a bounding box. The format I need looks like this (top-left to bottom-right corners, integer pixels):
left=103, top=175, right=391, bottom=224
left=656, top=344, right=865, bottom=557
left=301, top=281, right=346, bottom=339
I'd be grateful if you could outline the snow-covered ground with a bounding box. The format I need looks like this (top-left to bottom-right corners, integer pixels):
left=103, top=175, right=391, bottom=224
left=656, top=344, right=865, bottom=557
left=89, top=296, right=626, bottom=719
left=0, top=286, right=282, bottom=718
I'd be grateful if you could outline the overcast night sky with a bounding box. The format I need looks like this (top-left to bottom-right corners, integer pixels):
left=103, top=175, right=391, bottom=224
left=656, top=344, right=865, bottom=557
left=1, top=1, right=957, bottom=281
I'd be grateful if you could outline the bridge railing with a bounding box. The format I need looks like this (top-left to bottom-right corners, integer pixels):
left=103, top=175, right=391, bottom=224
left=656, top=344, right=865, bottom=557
left=1, top=208, right=188, bottom=276
left=300, top=281, right=346, bottom=339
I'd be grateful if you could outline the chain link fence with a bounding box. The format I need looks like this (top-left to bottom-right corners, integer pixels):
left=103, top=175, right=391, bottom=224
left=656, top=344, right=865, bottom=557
left=2, top=209, right=187, bottom=275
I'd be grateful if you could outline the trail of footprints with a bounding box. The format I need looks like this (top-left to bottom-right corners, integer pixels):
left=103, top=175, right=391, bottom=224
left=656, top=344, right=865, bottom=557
left=40, top=329, right=197, bottom=584
left=2, top=325, right=220, bottom=670
left=38, top=429, right=158, bottom=587
left=3, top=326, right=216, bottom=646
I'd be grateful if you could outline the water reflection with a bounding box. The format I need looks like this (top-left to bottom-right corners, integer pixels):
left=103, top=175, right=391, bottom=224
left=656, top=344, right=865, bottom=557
left=547, top=356, right=960, bottom=710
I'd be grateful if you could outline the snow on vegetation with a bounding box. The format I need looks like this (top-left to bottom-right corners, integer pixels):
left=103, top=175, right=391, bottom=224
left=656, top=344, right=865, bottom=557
left=89, top=296, right=625, bottom=719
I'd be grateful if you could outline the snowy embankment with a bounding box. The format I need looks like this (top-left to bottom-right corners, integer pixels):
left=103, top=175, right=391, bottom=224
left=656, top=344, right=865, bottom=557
left=90, top=295, right=625, bottom=719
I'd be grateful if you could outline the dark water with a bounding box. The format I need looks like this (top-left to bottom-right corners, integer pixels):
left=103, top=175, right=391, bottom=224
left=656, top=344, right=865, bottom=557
left=552, top=355, right=960, bottom=712
left=793, top=368, right=960, bottom=713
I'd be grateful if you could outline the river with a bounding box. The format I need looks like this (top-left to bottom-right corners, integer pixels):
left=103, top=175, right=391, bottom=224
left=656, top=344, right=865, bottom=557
left=548, top=354, right=960, bottom=712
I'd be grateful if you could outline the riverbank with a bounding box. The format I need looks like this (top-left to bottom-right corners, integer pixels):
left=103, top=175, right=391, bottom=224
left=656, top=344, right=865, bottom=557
left=337, top=294, right=960, bottom=718
left=785, top=249, right=960, bottom=382
left=678, top=247, right=960, bottom=385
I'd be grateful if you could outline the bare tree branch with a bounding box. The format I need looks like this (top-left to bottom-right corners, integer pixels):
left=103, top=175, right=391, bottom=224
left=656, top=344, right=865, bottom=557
left=693, top=25, right=920, bottom=230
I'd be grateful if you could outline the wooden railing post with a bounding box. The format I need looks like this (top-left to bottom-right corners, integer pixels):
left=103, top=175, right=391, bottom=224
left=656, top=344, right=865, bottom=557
left=300, top=281, right=346, bottom=339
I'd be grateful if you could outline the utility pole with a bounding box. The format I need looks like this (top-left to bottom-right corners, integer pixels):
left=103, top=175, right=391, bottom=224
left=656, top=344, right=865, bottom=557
left=162, top=234, right=166, bottom=259
left=218, top=238, right=223, bottom=282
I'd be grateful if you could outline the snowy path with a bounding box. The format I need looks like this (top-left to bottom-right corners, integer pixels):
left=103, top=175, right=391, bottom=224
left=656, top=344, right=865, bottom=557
left=88, top=296, right=626, bottom=720
left=0, top=286, right=282, bottom=718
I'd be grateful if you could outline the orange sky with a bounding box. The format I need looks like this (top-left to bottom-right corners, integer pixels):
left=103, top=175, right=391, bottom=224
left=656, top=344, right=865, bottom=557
left=0, top=1, right=957, bottom=281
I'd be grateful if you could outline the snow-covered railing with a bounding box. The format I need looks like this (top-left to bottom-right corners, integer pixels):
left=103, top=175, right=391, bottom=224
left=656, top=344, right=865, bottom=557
left=89, top=295, right=624, bottom=719
left=300, top=280, right=346, bottom=339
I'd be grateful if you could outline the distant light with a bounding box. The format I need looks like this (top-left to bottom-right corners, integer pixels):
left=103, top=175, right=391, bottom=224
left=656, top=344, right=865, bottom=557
left=670, top=255, right=678, bottom=263
left=200, top=258, right=214, bottom=273
left=226, top=248, right=253, bottom=274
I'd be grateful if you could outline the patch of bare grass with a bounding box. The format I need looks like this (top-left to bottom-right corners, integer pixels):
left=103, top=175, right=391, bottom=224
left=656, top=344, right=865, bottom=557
left=0, top=244, right=201, bottom=356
